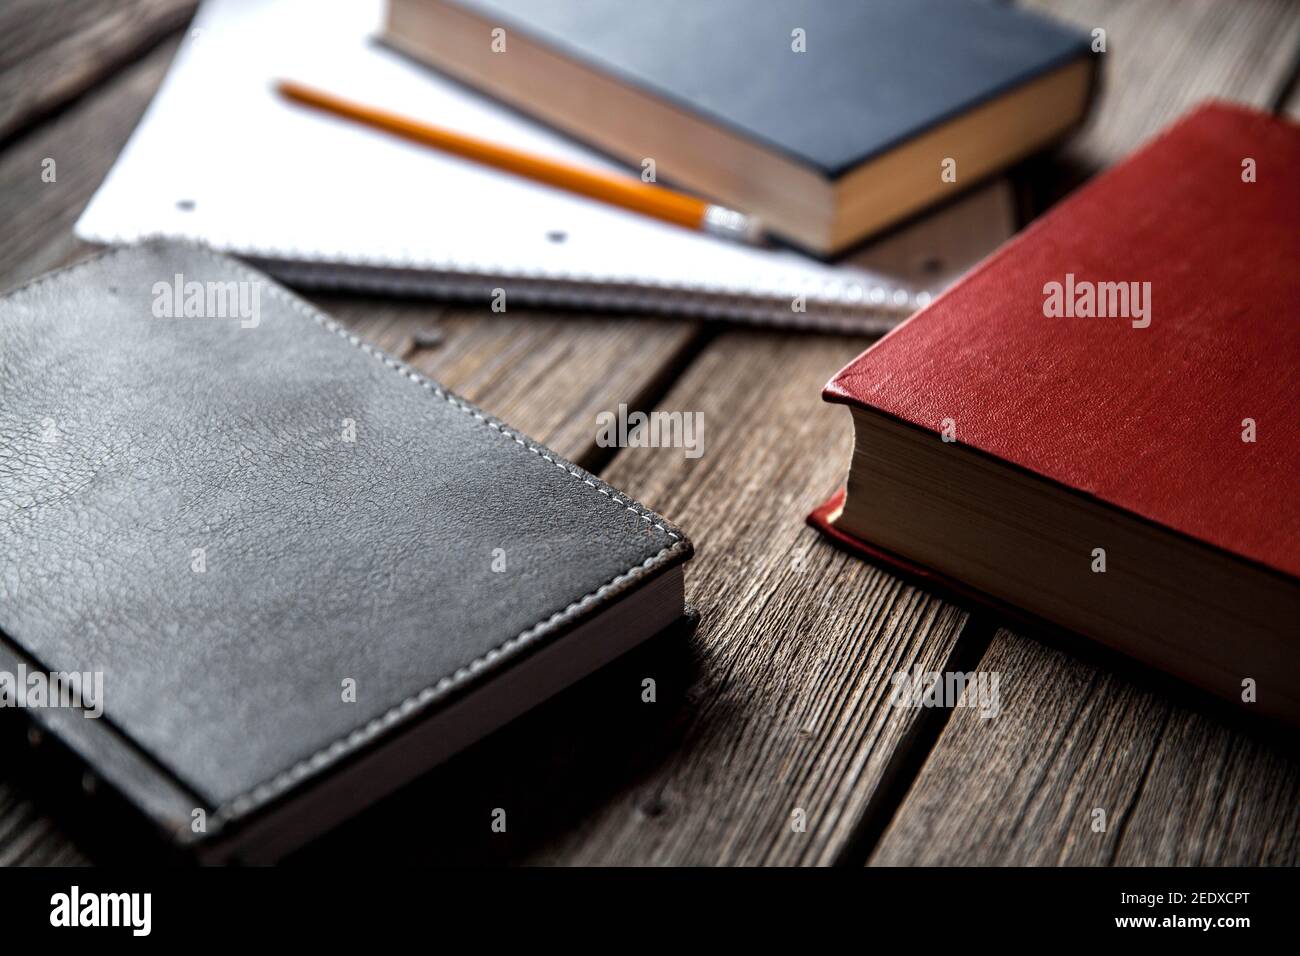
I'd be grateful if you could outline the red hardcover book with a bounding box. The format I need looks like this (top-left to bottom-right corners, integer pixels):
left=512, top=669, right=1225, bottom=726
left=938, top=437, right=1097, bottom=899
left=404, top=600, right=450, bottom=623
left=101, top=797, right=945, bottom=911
left=811, top=102, right=1299, bottom=723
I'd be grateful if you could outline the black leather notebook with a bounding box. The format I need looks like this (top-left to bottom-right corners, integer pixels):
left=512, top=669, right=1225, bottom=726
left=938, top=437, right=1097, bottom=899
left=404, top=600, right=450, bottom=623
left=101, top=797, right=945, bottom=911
left=0, top=241, right=692, bottom=861
left=387, top=0, right=1097, bottom=253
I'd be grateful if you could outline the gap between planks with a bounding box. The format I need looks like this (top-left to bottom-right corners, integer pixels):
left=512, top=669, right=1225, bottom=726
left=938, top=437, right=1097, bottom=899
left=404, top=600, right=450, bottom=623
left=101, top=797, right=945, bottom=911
left=0, top=0, right=196, bottom=147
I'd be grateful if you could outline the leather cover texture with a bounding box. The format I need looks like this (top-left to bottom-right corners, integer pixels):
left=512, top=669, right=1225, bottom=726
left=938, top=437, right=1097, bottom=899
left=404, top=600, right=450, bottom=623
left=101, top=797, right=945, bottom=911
left=447, top=0, right=1092, bottom=176
left=820, top=103, right=1300, bottom=581
left=0, top=241, right=691, bottom=849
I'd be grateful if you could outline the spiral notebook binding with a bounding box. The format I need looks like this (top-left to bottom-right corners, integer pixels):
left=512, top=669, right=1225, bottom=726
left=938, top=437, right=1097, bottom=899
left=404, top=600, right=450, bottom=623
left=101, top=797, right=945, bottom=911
left=81, top=227, right=924, bottom=334
left=262, top=258, right=921, bottom=333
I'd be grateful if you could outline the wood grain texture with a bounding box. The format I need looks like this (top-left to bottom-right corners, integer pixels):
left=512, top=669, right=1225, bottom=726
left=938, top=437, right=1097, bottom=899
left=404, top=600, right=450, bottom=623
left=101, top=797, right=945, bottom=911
left=0, top=37, right=180, bottom=289
left=870, top=631, right=1300, bottom=865
left=0, top=0, right=195, bottom=143
left=1018, top=0, right=1300, bottom=205
left=522, top=331, right=970, bottom=865
left=1031, top=0, right=1300, bottom=144
left=874, top=0, right=1300, bottom=866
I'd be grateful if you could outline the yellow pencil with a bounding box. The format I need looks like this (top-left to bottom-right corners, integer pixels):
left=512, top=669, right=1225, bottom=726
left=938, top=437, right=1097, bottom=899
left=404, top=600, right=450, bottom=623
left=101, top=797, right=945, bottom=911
left=275, top=79, right=762, bottom=243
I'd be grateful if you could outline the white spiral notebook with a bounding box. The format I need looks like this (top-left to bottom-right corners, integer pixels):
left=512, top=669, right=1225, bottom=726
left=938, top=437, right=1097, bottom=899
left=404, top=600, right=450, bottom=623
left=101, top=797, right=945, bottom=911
left=76, top=0, right=929, bottom=331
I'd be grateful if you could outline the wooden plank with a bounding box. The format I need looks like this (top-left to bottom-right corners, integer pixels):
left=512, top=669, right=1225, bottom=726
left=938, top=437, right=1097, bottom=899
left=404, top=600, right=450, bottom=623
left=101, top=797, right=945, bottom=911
left=0, top=0, right=196, bottom=143
left=0, top=37, right=181, bottom=288
left=1018, top=0, right=1300, bottom=206
left=872, top=0, right=1300, bottom=866
left=870, top=631, right=1300, bottom=865
left=1110, top=713, right=1300, bottom=865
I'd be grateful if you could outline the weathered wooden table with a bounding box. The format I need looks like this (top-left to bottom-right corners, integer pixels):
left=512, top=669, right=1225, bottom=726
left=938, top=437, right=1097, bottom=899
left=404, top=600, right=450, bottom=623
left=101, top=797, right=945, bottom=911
left=2, top=0, right=1298, bottom=866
